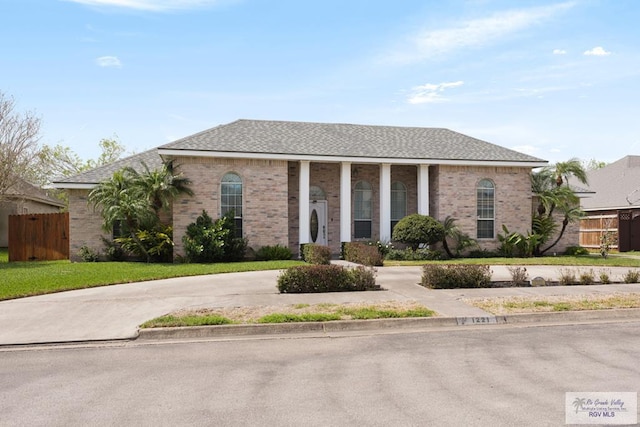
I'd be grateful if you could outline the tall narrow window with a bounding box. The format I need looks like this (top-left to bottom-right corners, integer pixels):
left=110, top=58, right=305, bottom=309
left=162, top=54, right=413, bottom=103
left=477, top=179, right=495, bottom=239
left=390, top=181, right=407, bottom=232
left=354, top=181, right=372, bottom=239
left=221, top=172, right=243, bottom=236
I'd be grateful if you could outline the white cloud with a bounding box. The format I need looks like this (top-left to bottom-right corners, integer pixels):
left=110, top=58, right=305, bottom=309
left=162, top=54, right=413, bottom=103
left=553, top=49, right=567, bottom=55
left=95, top=56, right=122, bottom=68
left=384, top=2, right=575, bottom=64
left=584, top=46, right=611, bottom=56
left=511, top=145, right=538, bottom=155
left=406, top=81, right=464, bottom=104
left=64, top=0, right=222, bottom=12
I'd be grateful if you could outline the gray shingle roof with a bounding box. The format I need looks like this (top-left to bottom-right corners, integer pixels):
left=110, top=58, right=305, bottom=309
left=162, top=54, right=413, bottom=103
left=54, top=119, right=546, bottom=186
left=52, top=149, right=162, bottom=185
left=160, top=119, right=546, bottom=163
left=582, top=156, right=640, bottom=210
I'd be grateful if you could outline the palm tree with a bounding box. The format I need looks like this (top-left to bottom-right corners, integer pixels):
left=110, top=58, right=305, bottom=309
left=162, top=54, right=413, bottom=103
left=531, top=158, right=587, bottom=256
left=551, top=157, right=588, bottom=188
left=126, top=161, right=193, bottom=219
left=88, top=170, right=155, bottom=262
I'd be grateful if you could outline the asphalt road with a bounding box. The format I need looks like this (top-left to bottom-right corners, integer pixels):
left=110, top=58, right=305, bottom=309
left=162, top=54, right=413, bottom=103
left=1, top=321, right=639, bottom=426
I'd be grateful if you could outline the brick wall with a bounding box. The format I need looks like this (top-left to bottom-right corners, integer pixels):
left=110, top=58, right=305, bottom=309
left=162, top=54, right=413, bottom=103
left=67, top=189, right=109, bottom=261
left=172, top=157, right=289, bottom=258
left=433, top=165, right=533, bottom=251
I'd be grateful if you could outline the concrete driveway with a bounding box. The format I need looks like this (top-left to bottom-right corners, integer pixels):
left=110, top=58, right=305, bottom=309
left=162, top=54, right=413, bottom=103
left=1, top=264, right=639, bottom=345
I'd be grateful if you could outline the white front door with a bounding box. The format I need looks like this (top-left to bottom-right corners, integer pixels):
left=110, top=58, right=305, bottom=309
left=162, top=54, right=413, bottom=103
left=309, top=201, right=327, bottom=246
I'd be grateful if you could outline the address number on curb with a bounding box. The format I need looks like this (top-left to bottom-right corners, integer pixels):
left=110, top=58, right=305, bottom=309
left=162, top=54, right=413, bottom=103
left=456, top=316, right=498, bottom=326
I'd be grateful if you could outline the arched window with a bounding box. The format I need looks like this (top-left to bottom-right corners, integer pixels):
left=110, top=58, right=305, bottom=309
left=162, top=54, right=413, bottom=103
left=477, top=179, right=495, bottom=239
left=221, top=172, right=243, bottom=236
left=390, top=181, right=407, bottom=232
left=354, top=181, right=372, bottom=239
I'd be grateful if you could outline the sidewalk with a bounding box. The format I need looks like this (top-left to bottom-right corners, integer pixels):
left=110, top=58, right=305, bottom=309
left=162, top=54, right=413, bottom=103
left=1, top=264, right=640, bottom=346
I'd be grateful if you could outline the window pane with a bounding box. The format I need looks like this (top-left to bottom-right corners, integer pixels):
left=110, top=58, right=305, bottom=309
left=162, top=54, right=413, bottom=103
left=476, top=179, right=495, bottom=238
left=354, top=220, right=372, bottom=239
left=221, top=173, right=243, bottom=236
left=391, top=182, right=407, bottom=221
left=355, top=181, right=372, bottom=220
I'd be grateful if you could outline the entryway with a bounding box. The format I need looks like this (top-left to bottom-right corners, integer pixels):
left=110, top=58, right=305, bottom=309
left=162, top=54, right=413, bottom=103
left=309, top=201, right=327, bottom=246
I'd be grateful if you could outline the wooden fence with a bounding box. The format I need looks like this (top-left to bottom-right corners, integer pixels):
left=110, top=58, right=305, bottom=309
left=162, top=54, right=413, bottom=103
left=579, top=214, right=618, bottom=249
left=8, top=212, right=69, bottom=261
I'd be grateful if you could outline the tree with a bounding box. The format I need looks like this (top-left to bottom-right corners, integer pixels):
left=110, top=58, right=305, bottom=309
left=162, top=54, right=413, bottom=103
left=392, top=214, right=445, bottom=250
left=531, top=159, right=588, bottom=256
left=88, top=169, right=156, bottom=262
left=37, top=136, right=125, bottom=181
left=0, top=91, right=41, bottom=202
left=583, top=158, right=607, bottom=171
left=440, top=216, right=476, bottom=258
left=88, top=162, right=193, bottom=262
left=125, top=161, right=193, bottom=218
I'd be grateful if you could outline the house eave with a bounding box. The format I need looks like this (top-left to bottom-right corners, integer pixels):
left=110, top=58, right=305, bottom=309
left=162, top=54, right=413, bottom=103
left=158, top=148, right=548, bottom=168
left=51, top=182, right=97, bottom=190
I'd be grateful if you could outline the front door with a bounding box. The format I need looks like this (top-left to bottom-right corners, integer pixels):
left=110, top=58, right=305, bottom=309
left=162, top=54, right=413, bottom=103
left=309, top=201, right=327, bottom=246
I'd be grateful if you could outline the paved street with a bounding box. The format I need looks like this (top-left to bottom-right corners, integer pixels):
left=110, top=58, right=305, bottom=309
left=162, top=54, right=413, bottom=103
left=1, top=321, right=639, bottom=426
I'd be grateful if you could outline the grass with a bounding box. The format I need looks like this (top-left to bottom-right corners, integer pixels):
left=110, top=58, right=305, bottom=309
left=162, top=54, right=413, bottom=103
left=0, top=257, right=302, bottom=301
left=470, top=293, right=640, bottom=314
left=140, top=301, right=436, bottom=328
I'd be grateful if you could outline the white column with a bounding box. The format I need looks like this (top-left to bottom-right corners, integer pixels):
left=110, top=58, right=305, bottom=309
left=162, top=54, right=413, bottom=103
left=299, top=161, right=310, bottom=248
left=380, top=163, right=391, bottom=242
left=340, top=162, right=352, bottom=243
left=417, top=164, right=429, bottom=215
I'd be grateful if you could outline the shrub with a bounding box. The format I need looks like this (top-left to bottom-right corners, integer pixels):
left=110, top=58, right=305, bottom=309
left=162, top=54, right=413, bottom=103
left=277, top=264, right=379, bottom=293
left=255, top=244, right=292, bottom=261
left=116, top=225, right=174, bottom=262
left=623, top=269, right=640, bottom=283
left=392, top=214, right=445, bottom=250
left=421, top=264, right=492, bottom=289
left=558, top=268, right=577, bottom=286
left=302, top=244, right=332, bottom=265
left=385, top=248, right=443, bottom=261
left=599, top=269, right=611, bottom=284
left=579, top=269, right=595, bottom=285
left=343, top=242, right=384, bottom=266
left=507, top=266, right=529, bottom=286
left=101, top=237, right=125, bottom=261
left=78, top=245, right=100, bottom=262
left=564, top=245, right=589, bottom=256
left=183, top=210, right=247, bottom=263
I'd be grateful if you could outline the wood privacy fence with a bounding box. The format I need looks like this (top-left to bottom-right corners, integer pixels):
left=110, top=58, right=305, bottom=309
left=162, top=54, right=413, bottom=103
left=579, top=214, right=618, bottom=249
left=8, top=212, right=69, bottom=261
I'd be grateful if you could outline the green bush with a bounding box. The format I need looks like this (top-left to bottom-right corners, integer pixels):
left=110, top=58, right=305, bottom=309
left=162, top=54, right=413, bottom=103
left=101, top=237, right=125, bottom=261
left=385, top=248, right=443, bottom=261
left=392, top=214, right=445, bottom=250
left=277, top=265, right=379, bottom=293
left=183, top=210, right=247, bottom=263
left=343, top=242, right=384, bottom=266
left=78, top=245, right=100, bottom=262
left=421, top=264, right=492, bottom=289
left=116, top=225, right=174, bottom=263
left=255, top=244, right=293, bottom=261
left=623, top=269, right=640, bottom=283
left=302, top=244, right=332, bottom=265
left=564, top=245, right=589, bottom=256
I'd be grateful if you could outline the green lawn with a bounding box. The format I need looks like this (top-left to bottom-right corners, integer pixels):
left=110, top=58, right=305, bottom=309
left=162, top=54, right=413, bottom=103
left=0, top=254, right=302, bottom=301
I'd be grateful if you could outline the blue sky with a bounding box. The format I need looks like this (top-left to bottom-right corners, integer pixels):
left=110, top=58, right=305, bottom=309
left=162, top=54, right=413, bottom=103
left=1, top=0, right=638, bottom=164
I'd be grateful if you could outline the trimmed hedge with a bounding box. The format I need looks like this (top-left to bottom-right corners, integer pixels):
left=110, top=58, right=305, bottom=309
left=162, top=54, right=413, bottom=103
left=421, top=264, right=492, bottom=289
left=256, top=244, right=293, bottom=261
left=343, top=242, right=384, bottom=266
left=277, top=264, right=379, bottom=293
left=302, top=244, right=332, bottom=265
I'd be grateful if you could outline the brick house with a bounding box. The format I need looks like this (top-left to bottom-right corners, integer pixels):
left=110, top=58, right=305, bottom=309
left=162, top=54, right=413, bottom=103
left=53, top=119, right=548, bottom=261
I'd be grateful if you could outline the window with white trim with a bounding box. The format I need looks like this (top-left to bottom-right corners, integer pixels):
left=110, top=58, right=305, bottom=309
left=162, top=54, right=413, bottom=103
left=221, top=172, right=243, bottom=236
left=390, top=181, right=407, bottom=233
left=354, top=180, right=372, bottom=239
left=477, top=179, right=495, bottom=239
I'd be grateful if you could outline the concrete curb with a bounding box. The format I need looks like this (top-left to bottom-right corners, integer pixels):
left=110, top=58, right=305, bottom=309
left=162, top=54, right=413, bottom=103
left=136, top=308, right=640, bottom=341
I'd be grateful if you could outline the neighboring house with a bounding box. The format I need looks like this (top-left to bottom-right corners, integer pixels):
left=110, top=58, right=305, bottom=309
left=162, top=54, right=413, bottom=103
left=53, top=119, right=549, bottom=261
left=580, top=155, right=640, bottom=251
left=0, top=178, right=65, bottom=247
